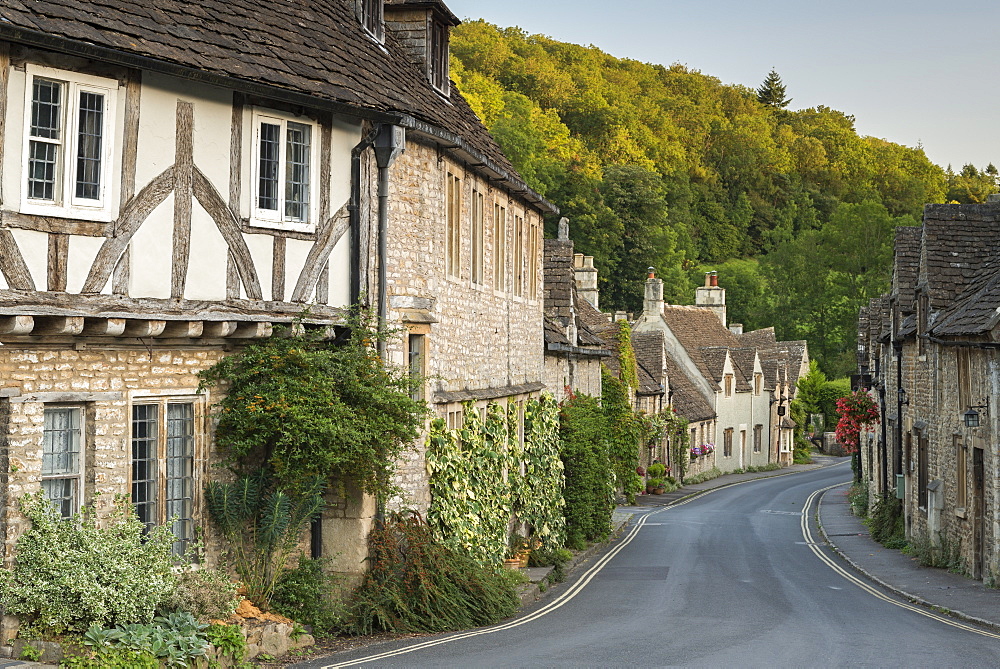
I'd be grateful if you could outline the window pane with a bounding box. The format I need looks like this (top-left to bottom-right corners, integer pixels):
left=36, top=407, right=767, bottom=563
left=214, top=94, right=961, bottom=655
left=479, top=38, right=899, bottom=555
left=42, top=478, right=76, bottom=519
left=258, top=122, right=280, bottom=211
left=28, top=141, right=59, bottom=201
left=43, top=408, right=80, bottom=475
left=75, top=91, right=104, bottom=200
left=284, top=122, right=311, bottom=222
left=31, top=79, right=62, bottom=140
left=131, top=404, right=158, bottom=532
left=166, top=403, right=194, bottom=556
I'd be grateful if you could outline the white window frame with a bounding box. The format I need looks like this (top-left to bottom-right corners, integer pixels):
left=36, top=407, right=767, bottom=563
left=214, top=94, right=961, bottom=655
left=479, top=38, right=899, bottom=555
left=20, top=65, right=118, bottom=222
left=250, top=108, right=320, bottom=233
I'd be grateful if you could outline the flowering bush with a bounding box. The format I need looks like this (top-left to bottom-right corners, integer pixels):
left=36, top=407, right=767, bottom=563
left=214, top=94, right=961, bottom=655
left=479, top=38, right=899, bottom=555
left=834, top=390, right=880, bottom=453
left=689, top=443, right=714, bottom=458
left=0, top=493, right=177, bottom=635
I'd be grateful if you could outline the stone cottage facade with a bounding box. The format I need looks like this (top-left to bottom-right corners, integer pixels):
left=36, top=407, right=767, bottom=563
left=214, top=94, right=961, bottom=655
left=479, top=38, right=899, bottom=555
left=0, top=0, right=556, bottom=604
left=632, top=271, right=807, bottom=475
left=858, top=206, right=1000, bottom=581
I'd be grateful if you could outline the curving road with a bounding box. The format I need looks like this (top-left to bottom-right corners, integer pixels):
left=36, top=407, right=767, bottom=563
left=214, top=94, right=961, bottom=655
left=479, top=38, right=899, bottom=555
left=297, top=463, right=1000, bottom=667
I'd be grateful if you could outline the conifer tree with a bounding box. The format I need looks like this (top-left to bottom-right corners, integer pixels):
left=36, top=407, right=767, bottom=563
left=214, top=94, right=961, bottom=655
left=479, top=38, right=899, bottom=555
left=756, top=68, right=791, bottom=108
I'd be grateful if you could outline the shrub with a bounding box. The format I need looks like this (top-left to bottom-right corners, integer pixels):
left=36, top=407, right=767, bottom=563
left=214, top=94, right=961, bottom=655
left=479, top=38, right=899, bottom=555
left=865, top=494, right=906, bottom=549
left=0, top=493, right=176, bottom=635
left=646, top=462, right=666, bottom=478
left=558, top=394, right=614, bottom=545
left=159, top=566, right=240, bottom=622
left=271, top=555, right=344, bottom=634
left=847, top=481, right=869, bottom=517
left=343, top=512, right=519, bottom=635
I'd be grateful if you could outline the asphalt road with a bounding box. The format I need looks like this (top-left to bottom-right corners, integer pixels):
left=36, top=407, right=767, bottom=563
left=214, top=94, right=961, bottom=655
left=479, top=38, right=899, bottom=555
left=297, top=463, right=1000, bottom=667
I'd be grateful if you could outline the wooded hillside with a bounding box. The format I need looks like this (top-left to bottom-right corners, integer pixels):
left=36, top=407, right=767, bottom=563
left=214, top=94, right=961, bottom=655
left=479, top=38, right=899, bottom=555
left=451, top=21, right=997, bottom=376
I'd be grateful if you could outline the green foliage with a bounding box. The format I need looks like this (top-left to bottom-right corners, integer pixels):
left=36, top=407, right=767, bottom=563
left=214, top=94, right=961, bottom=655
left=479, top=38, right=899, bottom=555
left=198, top=315, right=427, bottom=498
left=159, top=565, right=240, bottom=622
left=62, top=646, right=158, bottom=668
left=558, top=394, right=614, bottom=548
left=0, top=493, right=176, bottom=635
left=865, top=494, right=907, bottom=550
left=756, top=69, right=791, bottom=108
left=203, top=623, right=247, bottom=663
left=426, top=397, right=565, bottom=565
left=904, top=534, right=963, bottom=572
left=601, top=369, right=644, bottom=504
left=271, top=555, right=344, bottom=634
left=19, top=644, right=40, bottom=661
left=685, top=467, right=724, bottom=485
left=343, top=512, right=519, bottom=635
left=451, top=22, right=953, bottom=374
left=848, top=480, right=869, bottom=517
left=646, top=462, right=666, bottom=478
left=78, top=612, right=209, bottom=669
left=204, top=472, right=324, bottom=608
left=528, top=547, right=573, bottom=583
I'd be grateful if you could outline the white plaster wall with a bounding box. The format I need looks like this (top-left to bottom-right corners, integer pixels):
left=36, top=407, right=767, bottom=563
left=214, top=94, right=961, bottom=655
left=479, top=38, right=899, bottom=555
left=135, top=72, right=231, bottom=193
left=9, top=229, right=48, bottom=290
left=128, top=194, right=174, bottom=298
left=66, top=236, right=105, bottom=294
left=242, top=234, right=273, bottom=300
left=328, top=230, right=351, bottom=307
left=184, top=201, right=229, bottom=300
left=285, top=238, right=313, bottom=301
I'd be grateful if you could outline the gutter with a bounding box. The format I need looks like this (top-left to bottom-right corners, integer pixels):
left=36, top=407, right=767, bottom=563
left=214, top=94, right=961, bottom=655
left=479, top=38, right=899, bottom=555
left=546, top=342, right=611, bottom=357
left=920, top=334, right=1000, bottom=349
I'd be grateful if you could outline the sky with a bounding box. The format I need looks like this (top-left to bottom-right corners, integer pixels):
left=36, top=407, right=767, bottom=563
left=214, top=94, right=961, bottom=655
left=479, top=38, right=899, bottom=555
left=446, top=0, right=1000, bottom=172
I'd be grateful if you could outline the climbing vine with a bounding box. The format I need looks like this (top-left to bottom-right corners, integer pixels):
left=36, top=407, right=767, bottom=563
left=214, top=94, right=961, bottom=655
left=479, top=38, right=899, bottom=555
left=602, top=368, right=644, bottom=503
left=613, top=320, right=639, bottom=390
left=426, top=397, right=565, bottom=565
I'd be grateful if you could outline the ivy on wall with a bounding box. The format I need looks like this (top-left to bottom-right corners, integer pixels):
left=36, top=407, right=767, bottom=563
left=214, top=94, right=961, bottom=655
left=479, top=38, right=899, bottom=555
left=426, top=397, right=565, bottom=565
left=613, top=320, right=639, bottom=390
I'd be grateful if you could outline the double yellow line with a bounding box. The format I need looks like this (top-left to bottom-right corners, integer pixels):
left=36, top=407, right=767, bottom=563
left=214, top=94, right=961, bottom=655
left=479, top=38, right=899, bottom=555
left=801, top=483, right=1000, bottom=639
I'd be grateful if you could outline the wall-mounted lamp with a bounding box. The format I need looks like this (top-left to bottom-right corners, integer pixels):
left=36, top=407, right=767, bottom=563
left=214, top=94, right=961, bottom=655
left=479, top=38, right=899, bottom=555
left=964, top=404, right=989, bottom=428
left=898, top=387, right=909, bottom=406
left=777, top=406, right=786, bottom=416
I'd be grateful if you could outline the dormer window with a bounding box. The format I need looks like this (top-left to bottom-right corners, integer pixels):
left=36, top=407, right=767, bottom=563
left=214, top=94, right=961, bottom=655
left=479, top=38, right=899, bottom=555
left=361, top=0, right=384, bottom=41
left=429, top=18, right=450, bottom=94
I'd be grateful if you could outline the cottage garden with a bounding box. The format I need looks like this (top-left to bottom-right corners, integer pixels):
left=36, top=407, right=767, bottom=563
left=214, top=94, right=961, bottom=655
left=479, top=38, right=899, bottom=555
left=0, top=318, right=689, bottom=666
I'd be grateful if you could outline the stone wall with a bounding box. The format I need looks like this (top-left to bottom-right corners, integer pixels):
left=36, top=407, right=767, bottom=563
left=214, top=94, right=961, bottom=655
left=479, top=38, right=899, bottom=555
left=0, top=342, right=229, bottom=569
left=382, top=140, right=546, bottom=510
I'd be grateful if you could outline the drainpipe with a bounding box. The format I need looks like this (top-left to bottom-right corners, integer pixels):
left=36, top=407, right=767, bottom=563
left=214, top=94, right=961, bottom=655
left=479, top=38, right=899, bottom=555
left=878, top=381, right=888, bottom=494
left=372, top=125, right=406, bottom=360
left=894, top=341, right=903, bottom=484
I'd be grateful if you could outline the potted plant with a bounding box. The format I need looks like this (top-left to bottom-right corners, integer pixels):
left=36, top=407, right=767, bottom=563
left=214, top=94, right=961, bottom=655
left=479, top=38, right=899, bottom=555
left=647, top=477, right=665, bottom=494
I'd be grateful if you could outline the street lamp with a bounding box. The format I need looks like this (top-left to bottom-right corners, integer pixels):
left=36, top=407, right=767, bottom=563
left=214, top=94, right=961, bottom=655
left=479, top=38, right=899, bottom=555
left=964, top=404, right=989, bottom=428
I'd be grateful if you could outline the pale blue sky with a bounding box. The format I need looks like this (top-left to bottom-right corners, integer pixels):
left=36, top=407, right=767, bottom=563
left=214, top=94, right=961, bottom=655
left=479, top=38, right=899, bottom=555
left=447, top=0, right=1000, bottom=172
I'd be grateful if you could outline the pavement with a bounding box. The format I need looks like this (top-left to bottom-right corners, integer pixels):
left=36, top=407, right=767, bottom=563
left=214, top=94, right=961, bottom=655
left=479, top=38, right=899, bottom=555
left=622, top=454, right=1000, bottom=633
left=817, top=478, right=1000, bottom=631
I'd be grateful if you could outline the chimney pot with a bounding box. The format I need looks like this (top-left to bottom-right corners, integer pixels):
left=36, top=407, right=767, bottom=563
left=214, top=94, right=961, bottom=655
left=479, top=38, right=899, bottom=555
left=648, top=267, right=656, bottom=279
left=704, top=272, right=712, bottom=288
left=710, top=272, right=719, bottom=287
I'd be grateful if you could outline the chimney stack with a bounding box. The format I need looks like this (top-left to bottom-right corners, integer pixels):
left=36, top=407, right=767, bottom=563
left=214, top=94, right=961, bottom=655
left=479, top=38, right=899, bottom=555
left=696, top=270, right=727, bottom=326
left=574, top=253, right=599, bottom=309
left=643, top=268, right=664, bottom=318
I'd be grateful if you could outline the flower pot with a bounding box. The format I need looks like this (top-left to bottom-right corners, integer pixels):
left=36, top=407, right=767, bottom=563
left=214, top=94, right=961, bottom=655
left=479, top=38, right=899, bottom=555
left=653, top=486, right=665, bottom=495
left=517, top=549, right=531, bottom=568
left=504, top=558, right=522, bottom=570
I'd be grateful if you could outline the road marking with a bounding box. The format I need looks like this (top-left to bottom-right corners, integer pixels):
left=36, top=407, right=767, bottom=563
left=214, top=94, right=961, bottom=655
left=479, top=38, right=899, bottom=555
left=761, top=509, right=804, bottom=516
left=319, top=463, right=848, bottom=668
left=800, top=483, right=1000, bottom=640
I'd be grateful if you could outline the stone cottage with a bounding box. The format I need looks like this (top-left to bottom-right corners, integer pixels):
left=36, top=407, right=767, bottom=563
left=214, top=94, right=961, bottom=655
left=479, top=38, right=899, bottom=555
left=0, top=0, right=556, bottom=602
left=858, top=206, right=1000, bottom=581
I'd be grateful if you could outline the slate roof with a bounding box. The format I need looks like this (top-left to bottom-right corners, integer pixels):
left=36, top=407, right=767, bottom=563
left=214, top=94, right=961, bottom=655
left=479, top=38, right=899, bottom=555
left=633, top=331, right=666, bottom=396
left=543, top=316, right=570, bottom=346
left=920, top=204, right=1000, bottom=312
left=661, top=305, right=742, bottom=392
left=893, top=225, right=922, bottom=314
left=738, top=327, right=777, bottom=349
left=0, top=0, right=552, bottom=210
left=729, top=347, right=760, bottom=392
left=931, top=258, right=1000, bottom=337
left=663, top=352, right=715, bottom=422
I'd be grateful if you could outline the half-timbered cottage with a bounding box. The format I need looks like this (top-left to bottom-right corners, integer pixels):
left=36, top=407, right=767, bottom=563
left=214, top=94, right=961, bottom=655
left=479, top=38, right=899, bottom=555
left=0, top=0, right=555, bottom=600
